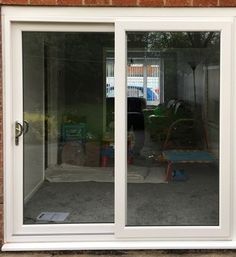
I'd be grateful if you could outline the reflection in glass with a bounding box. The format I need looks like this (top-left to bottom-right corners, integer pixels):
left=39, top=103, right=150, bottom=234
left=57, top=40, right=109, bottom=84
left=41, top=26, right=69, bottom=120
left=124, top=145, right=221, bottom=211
left=126, top=32, right=220, bottom=226
left=23, top=32, right=114, bottom=224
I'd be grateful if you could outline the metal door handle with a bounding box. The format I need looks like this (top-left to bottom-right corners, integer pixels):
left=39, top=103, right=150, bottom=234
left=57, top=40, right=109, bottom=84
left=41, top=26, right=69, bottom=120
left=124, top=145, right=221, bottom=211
left=15, top=121, right=23, bottom=145
left=23, top=120, right=29, bottom=135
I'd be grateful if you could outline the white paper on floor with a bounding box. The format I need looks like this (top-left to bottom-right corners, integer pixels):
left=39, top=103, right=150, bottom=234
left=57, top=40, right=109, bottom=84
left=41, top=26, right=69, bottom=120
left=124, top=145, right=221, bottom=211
left=36, top=212, right=69, bottom=222
left=46, top=164, right=167, bottom=183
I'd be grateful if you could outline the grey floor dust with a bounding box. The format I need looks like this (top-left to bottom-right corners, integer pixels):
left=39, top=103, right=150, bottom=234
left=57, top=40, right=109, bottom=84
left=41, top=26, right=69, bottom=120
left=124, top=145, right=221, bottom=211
left=24, top=163, right=219, bottom=226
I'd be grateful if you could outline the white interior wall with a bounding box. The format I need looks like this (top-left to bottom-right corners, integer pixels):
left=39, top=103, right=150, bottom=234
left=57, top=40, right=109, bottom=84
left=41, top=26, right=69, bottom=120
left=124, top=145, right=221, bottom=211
left=23, top=34, right=45, bottom=202
left=177, top=60, right=220, bottom=156
left=47, top=48, right=59, bottom=167
left=206, top=66, right=220, bottom=157
left=46, top=36, right=65, bottom=168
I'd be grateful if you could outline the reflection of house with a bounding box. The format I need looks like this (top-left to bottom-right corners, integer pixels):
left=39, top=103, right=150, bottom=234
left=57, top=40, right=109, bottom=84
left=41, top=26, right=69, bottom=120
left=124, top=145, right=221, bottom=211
left=106, top=54, right=161, bottom=105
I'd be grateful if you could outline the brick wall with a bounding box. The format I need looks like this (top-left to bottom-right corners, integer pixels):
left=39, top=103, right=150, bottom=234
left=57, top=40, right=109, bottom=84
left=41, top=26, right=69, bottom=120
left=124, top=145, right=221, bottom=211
left=0, top=0, right=236, bottom=248
left=0, top=0, right=236, bottom=6
left=0, top=7, right=3, bottom=245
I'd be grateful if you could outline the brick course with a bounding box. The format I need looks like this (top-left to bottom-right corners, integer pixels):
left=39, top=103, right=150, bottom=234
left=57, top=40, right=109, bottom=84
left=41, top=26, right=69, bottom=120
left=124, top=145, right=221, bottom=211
left=57, top=0, right=83, bottom=5
left=30, top=0, right=56, bottom=5
left=1, top=0, right=236, bottom=6
left=0, top=0, right=235, bottom=6
left=139, top=0, right=164, bottom=7
left=0, top=0, right=236, bottom=7
left=84, top=0, right=111, bottom=5
left=219, top=0, right=236, bottom=6
left=165, top=0, right=192, bottom=6
left=192, top=0, right=218, bottom=6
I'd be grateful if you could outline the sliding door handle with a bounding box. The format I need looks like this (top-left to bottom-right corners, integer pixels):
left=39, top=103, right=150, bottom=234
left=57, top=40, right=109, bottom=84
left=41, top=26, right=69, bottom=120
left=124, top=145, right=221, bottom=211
left=15, top=121, right=23, bottom=145
left=23, top=120, right=29, bottom=135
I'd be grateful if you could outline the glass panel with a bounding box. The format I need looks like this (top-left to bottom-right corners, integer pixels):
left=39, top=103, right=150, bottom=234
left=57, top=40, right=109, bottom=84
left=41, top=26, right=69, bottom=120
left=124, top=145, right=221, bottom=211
left=23, top=32, right=114, bottom=224
left=126, top=32, right=220, bottom=226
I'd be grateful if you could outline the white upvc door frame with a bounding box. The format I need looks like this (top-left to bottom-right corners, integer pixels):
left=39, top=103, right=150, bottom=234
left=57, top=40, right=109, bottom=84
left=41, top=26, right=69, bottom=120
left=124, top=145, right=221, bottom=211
left=2, top=6, right=235, bottom=249
left=115, top=18, right=232, bottom=239
left=6, top=22, right=115, bottom=241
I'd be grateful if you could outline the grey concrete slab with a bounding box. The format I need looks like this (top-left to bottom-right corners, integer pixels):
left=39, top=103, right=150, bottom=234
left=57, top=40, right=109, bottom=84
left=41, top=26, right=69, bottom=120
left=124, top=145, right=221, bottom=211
left=0, top=253, right=52, bottom=257
left=1, top=251, right=236, bottom=257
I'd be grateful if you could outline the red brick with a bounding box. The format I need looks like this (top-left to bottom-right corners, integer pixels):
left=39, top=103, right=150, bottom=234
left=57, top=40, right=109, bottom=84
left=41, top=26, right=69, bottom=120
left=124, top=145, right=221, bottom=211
left=166, top=0, right=191, bottom=6
left=1, top=0, right=28, bottom=4
left=220, top=0, right=236, bottom=6
left=193, top=0, right=218, bottom=6
left=0, top=9, right=3, bottom=244
left=57, top=0, right=82, bottom=5
left=0, top=195, right=3, bottom=205
left=139, top=0, right=164, bottom=6
left=84, top=0, right=110, bottom=5
left=29, top=0, right=56, bottom=5
left=112, top=0, right=137, bottom=6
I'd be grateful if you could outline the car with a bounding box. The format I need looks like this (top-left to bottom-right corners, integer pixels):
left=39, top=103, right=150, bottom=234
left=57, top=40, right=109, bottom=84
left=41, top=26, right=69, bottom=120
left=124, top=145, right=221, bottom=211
left=106, top=85, right=159, bottom=102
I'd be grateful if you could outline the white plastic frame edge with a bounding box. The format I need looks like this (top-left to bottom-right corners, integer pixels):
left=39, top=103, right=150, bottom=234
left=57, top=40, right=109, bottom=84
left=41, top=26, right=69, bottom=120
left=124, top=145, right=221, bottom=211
left=115, top=19, right=232, bottom=239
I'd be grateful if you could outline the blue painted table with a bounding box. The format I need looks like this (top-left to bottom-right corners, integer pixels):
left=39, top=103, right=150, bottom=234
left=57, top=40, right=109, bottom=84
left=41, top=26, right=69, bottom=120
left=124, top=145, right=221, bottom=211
left=162, top=150, right=215, bottom=181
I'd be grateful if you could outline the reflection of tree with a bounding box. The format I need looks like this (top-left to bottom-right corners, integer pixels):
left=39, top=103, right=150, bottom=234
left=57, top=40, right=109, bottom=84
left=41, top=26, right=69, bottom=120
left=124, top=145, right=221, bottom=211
left=128, top=31, right=219, bottom=50
left=128, top=32, right=220, bottom=111
left=187, top=32, right=218, bottom=48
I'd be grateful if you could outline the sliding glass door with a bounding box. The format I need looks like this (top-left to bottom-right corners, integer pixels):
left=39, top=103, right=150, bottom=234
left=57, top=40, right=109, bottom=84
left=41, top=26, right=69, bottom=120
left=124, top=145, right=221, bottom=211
left=115, top=20, right=231, bottom=239
left=22, top=31, right=115, bottom=225
left=12, top=24, right=115, bottom=235
left=9, top=18, right=231, bottom=241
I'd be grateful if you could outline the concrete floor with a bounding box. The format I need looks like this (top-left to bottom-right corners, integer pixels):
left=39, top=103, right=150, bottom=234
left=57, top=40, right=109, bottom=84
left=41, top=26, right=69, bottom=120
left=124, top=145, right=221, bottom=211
left=22, top=159, right=220, bottom=257
left=0, top=250, right=236, bottom=256
left=24, top=163, right=218, bottom=226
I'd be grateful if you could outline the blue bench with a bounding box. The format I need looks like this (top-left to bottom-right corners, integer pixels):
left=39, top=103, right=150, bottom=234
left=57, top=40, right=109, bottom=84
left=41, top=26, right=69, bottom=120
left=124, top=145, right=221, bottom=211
left=162, top=150, right=215, bottom=181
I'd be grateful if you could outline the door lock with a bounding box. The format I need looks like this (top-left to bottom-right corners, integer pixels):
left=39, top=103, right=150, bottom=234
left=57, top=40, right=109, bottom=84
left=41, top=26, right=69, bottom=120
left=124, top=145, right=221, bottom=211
left=15, top=120, right=29, bottom=145
left=15, top=121, right=23, bottom=145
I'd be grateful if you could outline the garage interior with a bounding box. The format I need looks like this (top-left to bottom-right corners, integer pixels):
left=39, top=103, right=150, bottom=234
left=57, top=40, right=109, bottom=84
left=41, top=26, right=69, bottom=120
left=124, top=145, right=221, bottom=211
left=23, top=31, right=219, bottom=226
